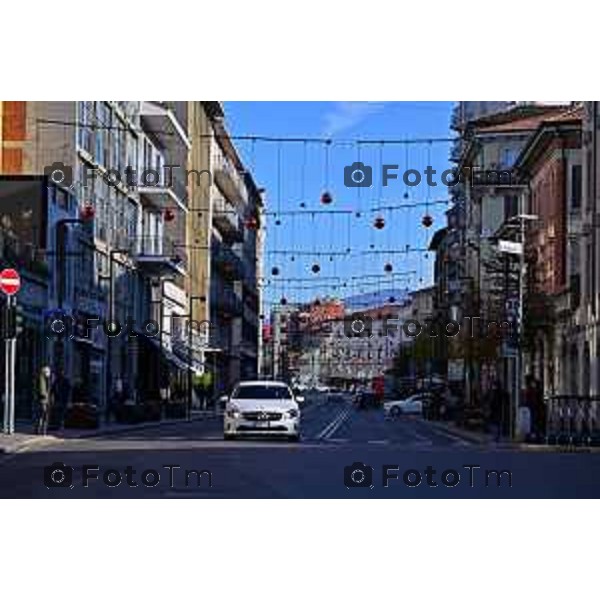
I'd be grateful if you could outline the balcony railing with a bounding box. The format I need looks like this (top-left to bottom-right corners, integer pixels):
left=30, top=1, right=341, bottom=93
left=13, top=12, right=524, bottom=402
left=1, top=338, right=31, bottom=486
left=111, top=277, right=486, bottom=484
left=134, top=235, right=186, bottom=275
left=139, top=101, right=191, bottom=150
left=213, top=195, right=243, bottom=243
left=212, top=243, right=245, bottom=281
left=213, top=147, right=247, bottom=207
left=212, top=284, right=243, bottom=317
left=545, top=396, right=600, bottom=446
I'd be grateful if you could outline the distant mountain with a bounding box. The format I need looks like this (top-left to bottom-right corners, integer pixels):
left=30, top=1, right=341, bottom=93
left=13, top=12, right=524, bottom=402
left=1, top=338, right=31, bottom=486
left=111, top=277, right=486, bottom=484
left=343, top=289, right=410, bottom=311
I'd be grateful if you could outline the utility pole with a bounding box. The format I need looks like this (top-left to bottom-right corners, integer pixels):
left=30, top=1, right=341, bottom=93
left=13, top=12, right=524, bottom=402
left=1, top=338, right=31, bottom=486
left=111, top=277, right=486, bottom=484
left=2, top=297, right=16, bottom=434
left=1, top=268, right=22, bottom=434
left=105, top=248, right=129, bottom=421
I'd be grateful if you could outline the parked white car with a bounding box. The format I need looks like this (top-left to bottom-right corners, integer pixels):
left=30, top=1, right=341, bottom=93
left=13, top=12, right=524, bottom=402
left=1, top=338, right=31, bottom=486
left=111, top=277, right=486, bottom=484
left=384, top=393, right=433, bottom=417
left=222, top=381, right=303, bottom=441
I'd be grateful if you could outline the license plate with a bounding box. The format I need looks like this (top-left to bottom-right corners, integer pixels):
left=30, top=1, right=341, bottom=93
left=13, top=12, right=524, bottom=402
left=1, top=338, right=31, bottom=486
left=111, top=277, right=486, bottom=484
left=254, top=421, right=269, bottom=428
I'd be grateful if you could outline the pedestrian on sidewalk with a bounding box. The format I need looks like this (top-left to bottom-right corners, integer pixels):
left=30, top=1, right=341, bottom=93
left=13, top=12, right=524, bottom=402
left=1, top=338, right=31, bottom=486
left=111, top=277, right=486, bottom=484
left=35, top=365, right=53, bottom=435
left=529, top=377, right=546, bottom=442
left=489, top=380, right=509, bottom=442
left=51, top=368, right=71, bottom=429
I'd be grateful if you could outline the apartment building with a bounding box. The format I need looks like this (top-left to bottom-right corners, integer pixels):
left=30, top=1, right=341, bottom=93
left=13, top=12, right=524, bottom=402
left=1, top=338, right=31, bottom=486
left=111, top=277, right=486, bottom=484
left=0, top=101, right=194, bottom=414
left=451, top=104, right=570, bottom=403
left=187, top=102, right=264, bottom=393
left=1, top=101, right=266, bottom=414
left=513, top=105, right=583, bottom=395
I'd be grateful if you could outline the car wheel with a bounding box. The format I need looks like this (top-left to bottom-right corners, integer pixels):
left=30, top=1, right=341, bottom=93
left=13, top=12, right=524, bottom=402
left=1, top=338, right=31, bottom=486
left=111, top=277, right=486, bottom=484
left=224, top=432, right=236, bottom=441
left=288, top=434, right=301, bottom=443
left=390, top=406, right=401, bottom=418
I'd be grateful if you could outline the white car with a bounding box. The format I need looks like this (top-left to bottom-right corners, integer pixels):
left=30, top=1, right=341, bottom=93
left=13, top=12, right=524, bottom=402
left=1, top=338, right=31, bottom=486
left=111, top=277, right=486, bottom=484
left=384, top=393, right=433, bottom=417
left=222, top=381, right=303, bottom=441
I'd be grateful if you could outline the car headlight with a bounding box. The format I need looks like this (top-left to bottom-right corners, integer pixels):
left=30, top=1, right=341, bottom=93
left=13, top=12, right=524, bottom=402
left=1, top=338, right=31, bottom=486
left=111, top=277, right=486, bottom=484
left=226, top=407, right=241, bottom=418
left=287, top=408, right=299, bottom=419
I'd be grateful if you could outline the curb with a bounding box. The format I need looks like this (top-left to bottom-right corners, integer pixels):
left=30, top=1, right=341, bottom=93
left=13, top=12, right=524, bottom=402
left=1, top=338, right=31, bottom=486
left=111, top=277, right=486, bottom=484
left=425, top=420, right=600, bottom=453
left=0, top=412, right=221, bottom=460
left=424, top=419, right=510, bottom=446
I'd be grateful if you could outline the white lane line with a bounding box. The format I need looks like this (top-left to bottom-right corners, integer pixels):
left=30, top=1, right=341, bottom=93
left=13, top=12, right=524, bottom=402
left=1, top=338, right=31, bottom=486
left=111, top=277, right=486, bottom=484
left=324, top=407, right=352, bottom=440
left=316, top=406, right=351, bottom=440
left=368, top=440, right=389, bottom=445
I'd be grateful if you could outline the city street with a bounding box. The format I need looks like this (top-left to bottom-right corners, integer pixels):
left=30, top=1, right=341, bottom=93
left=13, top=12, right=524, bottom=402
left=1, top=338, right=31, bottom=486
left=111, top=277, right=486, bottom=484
left=2, top=394, right=600, bottom=498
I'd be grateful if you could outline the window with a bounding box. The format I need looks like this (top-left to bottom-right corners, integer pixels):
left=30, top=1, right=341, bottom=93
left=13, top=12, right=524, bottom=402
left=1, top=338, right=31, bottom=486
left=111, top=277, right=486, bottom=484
left=571, top=164, right=582, bottom=210
left=124, top=198, right=138, bottom=242
left=95, top=102, right=105, bottom=166
left=504, top=195, right=519, bottom=220
left=232, top=384, right=292, bottom=400
left=77, top=101, right=95, bottom=156
left=501, top=148, right=518, bottom=168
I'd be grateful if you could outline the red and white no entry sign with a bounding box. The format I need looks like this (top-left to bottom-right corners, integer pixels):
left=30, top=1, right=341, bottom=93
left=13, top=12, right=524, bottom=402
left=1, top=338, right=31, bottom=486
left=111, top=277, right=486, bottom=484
left=0, top=268, right=21, bottom=296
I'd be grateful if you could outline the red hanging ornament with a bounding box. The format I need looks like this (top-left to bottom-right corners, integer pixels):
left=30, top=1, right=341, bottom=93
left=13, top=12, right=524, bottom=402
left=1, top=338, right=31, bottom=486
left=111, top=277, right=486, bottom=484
left=80, top=203, right=95, bottom=222
left=280, top=297, right=287, bottom=305
left=271, top=266, right=280, bottom=276
left=245, top=216, right=258, bottom=230
left=374, top=216, right=385, bottom=230
left=422, top=214, right=433, bottom=228
left=163, top=208, right=175, bottom=222
left=311, top=263, right=321, bottom=274
left=384, top=263, right=393, bottom=273
left=320, top=191, right=333, bottom=205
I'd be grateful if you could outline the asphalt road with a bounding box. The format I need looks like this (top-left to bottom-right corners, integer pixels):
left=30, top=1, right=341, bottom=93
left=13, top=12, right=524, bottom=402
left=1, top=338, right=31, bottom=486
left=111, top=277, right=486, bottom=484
left=2, top=395, right=600, bottom=498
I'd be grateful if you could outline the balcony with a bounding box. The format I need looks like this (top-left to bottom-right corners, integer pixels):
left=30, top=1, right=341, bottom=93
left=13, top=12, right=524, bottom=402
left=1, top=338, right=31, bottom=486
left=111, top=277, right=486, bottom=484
left=134, top=235, right=186, bottom=276
left=213, top=194, right=243, bottom=243
left=215, top=286, right=243, bottom=317
left=212, top=243, right=245, bottom=281
left=139, top=184, right=187, bottom=213
left=213, top=150, right=247, bottom=208
left=140, top=101, right=191, bottom=150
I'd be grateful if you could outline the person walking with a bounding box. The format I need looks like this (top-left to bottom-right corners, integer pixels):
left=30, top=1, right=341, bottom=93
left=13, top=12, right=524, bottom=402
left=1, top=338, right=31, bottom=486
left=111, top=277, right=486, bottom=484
left=531, top=378, right=546, bottom=441
left=51, top=368, right=71, bottom=429
left=489, top=380, right=509, bottom=442
left=35, top=365, right=53, bottom=435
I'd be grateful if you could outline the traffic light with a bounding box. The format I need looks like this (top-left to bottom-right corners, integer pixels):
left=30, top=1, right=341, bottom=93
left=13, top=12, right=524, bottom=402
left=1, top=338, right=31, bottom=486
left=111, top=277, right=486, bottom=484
left=1, top=304, right=15, bottom=339
left=0, top=304, right=24, bottom=339
left=15, top=304, right=24, bottom=336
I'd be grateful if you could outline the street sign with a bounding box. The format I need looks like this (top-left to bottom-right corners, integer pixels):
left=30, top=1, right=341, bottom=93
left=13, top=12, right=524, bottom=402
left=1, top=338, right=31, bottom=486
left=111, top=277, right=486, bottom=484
left=497, top=240, right=523, bottom=255
left=447, top=359, right=465, bottom=381
left=0, top=268, right=21, bottom=296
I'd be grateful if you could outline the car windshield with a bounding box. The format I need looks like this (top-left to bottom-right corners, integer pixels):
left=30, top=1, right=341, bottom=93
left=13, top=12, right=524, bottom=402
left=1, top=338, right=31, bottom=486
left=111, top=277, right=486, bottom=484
left=232, top=385, right=293, bottom=400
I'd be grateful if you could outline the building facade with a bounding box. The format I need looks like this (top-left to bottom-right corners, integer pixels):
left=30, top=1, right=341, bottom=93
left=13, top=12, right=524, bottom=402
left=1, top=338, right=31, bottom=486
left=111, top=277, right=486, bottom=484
left=0, top=100, right=263, bottom=421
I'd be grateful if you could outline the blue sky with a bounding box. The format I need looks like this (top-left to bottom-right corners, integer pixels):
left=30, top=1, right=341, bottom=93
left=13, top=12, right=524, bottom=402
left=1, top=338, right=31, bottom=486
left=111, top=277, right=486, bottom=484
left=224, top=101, right=454, bottom=310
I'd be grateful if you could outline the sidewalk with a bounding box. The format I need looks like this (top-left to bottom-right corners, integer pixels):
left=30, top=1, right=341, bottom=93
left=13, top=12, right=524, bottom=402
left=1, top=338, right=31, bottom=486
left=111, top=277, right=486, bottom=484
left=0, top=409, right=221, bottom=457
left=425, top=419, right=504, bottom=446
left=425, top=418, right=600, bottom=452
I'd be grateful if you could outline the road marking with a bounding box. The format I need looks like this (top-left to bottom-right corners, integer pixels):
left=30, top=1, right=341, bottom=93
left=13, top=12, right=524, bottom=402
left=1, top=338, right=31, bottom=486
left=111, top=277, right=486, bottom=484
left=368, top=440, right=389, bottom=445
left=316, top=407, right=351, bottom=440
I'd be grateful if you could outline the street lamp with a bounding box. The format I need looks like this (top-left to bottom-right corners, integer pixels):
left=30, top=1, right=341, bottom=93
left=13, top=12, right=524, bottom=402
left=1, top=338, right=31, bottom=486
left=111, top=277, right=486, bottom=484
left=104, top=247, right=130, bottom=421
left=498, top=213, right=539, bottom=438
